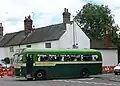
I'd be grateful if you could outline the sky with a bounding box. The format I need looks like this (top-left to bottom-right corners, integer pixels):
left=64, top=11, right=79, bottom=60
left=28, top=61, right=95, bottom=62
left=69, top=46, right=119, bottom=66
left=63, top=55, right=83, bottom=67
left=0, top=0, right=120, bottom=34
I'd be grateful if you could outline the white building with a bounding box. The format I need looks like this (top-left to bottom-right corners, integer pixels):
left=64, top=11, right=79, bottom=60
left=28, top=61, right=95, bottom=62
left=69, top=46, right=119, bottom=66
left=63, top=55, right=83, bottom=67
left=90, top=39, right=118, bottom=66
left=0, top=8, right=90, bottom=59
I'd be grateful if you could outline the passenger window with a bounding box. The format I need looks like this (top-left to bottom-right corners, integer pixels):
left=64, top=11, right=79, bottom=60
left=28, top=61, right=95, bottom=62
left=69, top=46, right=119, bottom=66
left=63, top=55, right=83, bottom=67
left=76, top=55, right=81, bottom=61
left=50, top=55, right=57, bottom=61
left=83, top=55, right=92, bottom=61
left=64, top=55, right=70, bottom=61
left=36, top=54, right=99, bottom=62
left=92, top=55, right=98, bottom=61
left=37, top=54, right=41, bottom=61
left=70, top=55, right=76, bottom=61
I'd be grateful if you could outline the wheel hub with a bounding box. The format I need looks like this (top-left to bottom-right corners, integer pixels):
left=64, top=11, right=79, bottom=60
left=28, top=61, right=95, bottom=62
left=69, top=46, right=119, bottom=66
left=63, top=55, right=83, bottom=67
left=37, top=73, right=42, bottom=78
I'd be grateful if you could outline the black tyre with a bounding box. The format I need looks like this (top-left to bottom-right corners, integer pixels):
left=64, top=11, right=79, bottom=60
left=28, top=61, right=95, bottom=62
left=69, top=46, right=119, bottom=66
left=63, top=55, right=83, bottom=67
left=26, top=78, right=33, bottom=81
left=114, top=72, right=118, bottom=75
left=80, top=69, right=89, bottom=78
left=35, top=70, right=46, bottom=80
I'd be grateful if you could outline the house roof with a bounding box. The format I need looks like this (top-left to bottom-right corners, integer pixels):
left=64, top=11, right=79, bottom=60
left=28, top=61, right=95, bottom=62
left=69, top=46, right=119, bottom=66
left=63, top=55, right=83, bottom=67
left=90, top=39, right=117, bottom=49
left=21, top=23, right=66, bottom=45
left=0, top=32, right=17, bottom=47
left=0, top=23, right=66, bottom=47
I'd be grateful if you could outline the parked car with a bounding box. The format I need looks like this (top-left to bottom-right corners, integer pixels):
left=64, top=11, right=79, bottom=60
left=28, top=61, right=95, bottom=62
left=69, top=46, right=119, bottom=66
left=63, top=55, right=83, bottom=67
left=114, top=63, right=120, bottom=75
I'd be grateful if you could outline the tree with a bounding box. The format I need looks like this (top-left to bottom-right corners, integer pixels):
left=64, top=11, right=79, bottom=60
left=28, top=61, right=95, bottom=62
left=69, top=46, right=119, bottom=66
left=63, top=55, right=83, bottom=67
left=4, top=57, right=10, bottom=64
left=75, top=3, right=120, bottom=46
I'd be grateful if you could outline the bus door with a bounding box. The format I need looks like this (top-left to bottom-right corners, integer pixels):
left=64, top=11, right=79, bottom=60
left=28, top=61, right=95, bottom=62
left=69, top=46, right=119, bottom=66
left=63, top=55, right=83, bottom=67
left=26, top=54, right=34, bottom=78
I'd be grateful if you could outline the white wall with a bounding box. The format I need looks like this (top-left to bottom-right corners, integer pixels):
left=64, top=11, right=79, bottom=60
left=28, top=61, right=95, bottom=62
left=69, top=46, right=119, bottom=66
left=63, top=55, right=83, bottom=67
left=4, top=40, right=59, bottom=58
left=4, top=45, right=26, bottom=59
left=0, top=47, right=4, bottom=60
left=98, top=49, right=118, bottom=66
left=59, top=24, right=73, bottom=49
left=39, top=40, right=59, bottom=49
left=59, top=22, right=90, bottom=49
left=74, top=22, right=90, bottom=49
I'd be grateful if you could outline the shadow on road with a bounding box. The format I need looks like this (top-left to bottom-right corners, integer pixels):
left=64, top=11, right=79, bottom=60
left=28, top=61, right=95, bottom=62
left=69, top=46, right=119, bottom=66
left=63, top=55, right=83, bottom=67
left=10, top=76, right=99, bottom=82
left=0, top=74, right=108, bottom=82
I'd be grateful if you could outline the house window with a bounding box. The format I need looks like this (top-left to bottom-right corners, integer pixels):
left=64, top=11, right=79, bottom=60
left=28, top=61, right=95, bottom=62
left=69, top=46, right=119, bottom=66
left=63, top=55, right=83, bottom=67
left=26, top=45, right=31, bottom=48
left=45, top=43, right=51, bottom=48
left=10, top=46, right=14, bottom=52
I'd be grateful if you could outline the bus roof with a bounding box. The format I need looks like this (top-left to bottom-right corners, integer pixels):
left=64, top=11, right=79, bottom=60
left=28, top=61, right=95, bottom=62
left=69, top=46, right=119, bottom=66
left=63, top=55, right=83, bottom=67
left=23, top=48, right=101, bottom=54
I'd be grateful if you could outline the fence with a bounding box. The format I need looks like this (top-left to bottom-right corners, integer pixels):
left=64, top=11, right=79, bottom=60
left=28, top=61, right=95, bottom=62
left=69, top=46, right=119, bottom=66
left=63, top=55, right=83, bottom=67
left=0, top=66, right=116, bottom=77
left=102, top=66, right=116, bottom=73
left=0, top=67, right=15, bottom=77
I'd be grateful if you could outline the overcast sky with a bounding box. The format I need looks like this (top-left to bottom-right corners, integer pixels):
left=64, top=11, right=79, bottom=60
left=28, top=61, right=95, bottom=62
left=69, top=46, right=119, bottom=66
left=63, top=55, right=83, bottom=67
left=0, top=0, right=120, bottom=34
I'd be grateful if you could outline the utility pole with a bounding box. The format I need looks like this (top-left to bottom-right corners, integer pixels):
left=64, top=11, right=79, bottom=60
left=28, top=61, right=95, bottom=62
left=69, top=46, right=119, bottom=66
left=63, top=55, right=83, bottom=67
left=72, top=16, right=78, bottom=49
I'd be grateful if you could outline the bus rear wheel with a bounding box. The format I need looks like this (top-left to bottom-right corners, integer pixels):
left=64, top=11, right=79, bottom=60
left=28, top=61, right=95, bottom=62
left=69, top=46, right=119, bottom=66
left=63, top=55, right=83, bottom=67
left=35, top=70, right=46, bottom=80
left=80, top=69, right=89, bottom=78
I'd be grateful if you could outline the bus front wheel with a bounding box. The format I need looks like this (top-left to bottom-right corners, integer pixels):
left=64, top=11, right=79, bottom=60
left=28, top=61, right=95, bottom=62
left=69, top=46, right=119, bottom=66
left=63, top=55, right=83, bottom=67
left=35, top=70, right=46, bottom=80
left=80, top=69, right=89, bottom=78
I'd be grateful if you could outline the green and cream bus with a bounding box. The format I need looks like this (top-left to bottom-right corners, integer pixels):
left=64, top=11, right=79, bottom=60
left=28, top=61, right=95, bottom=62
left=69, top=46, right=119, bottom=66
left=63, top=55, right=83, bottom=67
left=13, top=48, right=102, bottom=80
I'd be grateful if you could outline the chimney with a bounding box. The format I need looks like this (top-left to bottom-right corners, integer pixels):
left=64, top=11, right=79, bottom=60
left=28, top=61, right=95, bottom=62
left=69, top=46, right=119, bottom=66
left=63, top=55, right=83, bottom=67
left=106, top=28, right=110, bottom=48
left=24, top=15, right=33, bottom=35
left=62, top=8, right=71, bottom=23
left=0, top=23, right=3, bottom=38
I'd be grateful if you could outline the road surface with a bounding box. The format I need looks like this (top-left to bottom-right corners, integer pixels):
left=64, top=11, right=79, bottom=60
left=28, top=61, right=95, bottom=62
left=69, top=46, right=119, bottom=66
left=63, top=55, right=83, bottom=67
left=0, top=73, right=120, bottom=86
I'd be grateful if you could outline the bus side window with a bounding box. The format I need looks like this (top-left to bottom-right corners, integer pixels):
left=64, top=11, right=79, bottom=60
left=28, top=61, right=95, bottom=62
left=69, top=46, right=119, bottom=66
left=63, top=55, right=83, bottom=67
left=56, top=55, right=62, bottom=61
left=51, top=56, right=55, bottom=61
left=92, top=55, right=98, bottom=61
left=81, top=55, right=83, bottom=61
left=44, top=55, right=50, bottom=61
left=26, top=54, right=33, bottom=62
left=40, top=56, right=44, bottom=61
left=88, top=55, right=92, bottom=61
left=64, top=55, right=70, bottom=61
left=54, top=55, right=57, bottom=61
left=70, top=55, right=75, bottom=61
left=61, top=55, right=64, bottom=61
left=37, top=54, right=41, bottom=61
left=76, top=55, right=81, bottom=61
left=40, top=55, right=47, bottom=61
left=49, top=55, right=57, bottom=61
left=83, top=55, right=92, bottom=61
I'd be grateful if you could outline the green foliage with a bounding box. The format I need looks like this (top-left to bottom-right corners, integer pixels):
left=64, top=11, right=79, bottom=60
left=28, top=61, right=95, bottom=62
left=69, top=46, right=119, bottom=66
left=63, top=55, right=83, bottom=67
left=2, top=57, right=10, bottom=64
left=75, top=3, right=120, bottom=47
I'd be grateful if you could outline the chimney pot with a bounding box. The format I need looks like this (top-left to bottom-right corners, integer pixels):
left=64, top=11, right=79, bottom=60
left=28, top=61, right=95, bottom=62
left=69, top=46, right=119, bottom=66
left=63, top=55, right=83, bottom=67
left=25, top=16, right=27, bottom=19
left=64, top=8, right=66, bottom=12
left=0, top=23, right=3, bottom=27
left=28, top=15, right=31, bottom=19
left=62, top=8, right=71, bottom=23
left=0, top=23, right=3, bottom=38
left=66, top=8, right=68, bottom=12
left=24, top=15, right=33, bottom=35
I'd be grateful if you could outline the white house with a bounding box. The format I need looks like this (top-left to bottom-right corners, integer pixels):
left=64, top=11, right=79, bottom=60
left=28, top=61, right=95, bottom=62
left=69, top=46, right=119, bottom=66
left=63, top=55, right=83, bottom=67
left=0, top=8, right=90, bottom=59
left=90, top=39, right=118, bottom=66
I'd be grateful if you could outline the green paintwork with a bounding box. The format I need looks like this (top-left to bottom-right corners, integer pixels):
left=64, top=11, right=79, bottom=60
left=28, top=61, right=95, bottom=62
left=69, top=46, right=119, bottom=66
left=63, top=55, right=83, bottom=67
left=23, top=49, right=101, bottom=56
left=14, top=68, right=21, bottom=76
left=20, top=63, right=102, bottom=79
